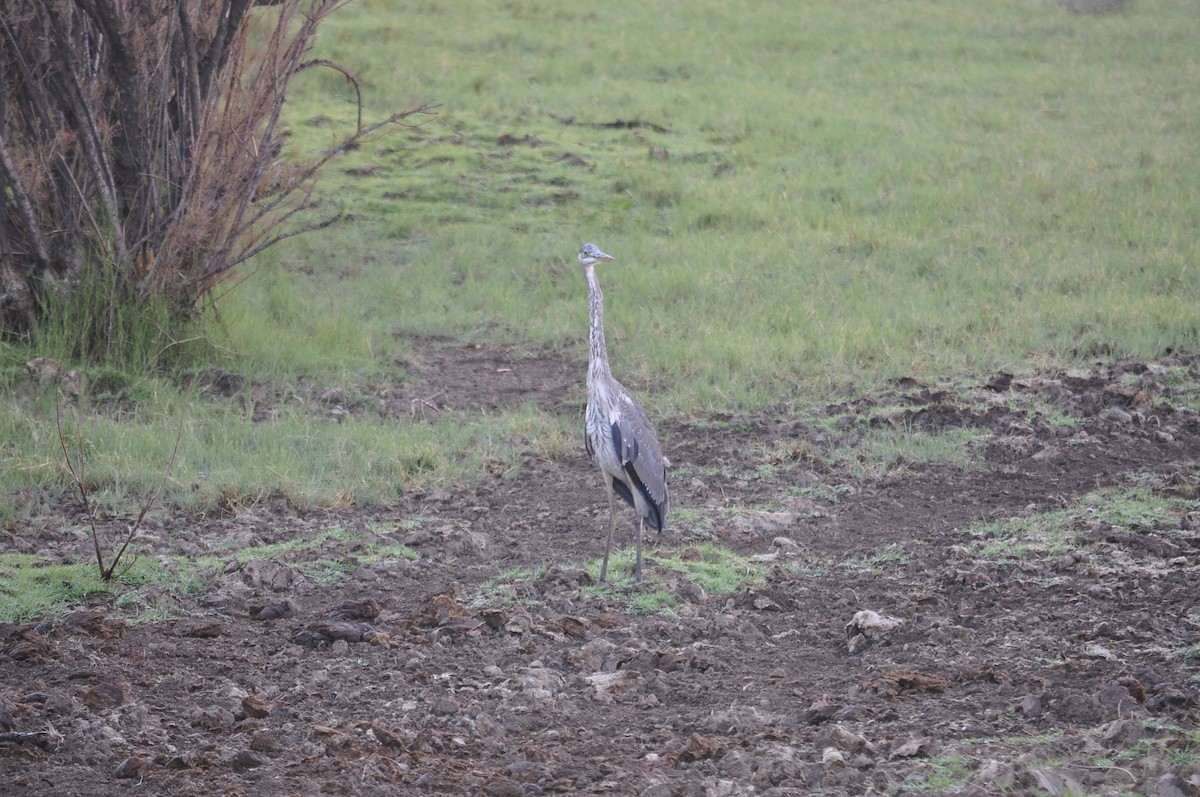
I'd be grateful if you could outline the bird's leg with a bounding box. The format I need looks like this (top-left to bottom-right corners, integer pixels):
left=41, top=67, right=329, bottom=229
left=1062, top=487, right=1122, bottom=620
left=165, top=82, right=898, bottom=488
left=634, top=516, right=644, bottom=583
left=600, top=482, right=617, bottom=583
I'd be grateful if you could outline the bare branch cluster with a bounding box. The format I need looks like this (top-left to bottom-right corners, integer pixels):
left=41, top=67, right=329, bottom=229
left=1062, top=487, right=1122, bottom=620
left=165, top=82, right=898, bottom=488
left=0, top=0, right=433, bottom=344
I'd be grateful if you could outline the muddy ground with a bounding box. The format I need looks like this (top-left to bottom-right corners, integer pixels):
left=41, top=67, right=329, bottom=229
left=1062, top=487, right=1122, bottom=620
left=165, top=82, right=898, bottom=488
left=3, top=347, right=1200, bottom=796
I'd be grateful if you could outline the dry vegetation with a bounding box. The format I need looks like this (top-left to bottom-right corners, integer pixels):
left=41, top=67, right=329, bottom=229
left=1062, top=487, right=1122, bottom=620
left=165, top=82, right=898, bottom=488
left=0, top=0, right=429, bottom=354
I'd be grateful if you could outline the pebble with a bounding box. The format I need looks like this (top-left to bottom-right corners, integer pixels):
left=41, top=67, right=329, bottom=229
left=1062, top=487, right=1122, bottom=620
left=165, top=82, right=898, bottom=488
left=430, top=697, right=460, bottom=716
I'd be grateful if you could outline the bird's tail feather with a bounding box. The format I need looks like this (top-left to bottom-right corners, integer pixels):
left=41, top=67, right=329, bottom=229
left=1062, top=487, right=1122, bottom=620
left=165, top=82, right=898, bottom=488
left=612, top=475, right=666, bottom=533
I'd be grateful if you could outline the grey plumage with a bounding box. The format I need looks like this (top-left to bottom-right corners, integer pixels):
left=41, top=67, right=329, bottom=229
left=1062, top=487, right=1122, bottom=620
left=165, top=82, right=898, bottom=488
left=578, top=242, right=669, bottom=583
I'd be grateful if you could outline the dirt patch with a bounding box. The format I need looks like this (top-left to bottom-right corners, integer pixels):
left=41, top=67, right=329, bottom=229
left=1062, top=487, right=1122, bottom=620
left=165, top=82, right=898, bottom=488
left=3, top=352, right=1200, bottom=795
left=186, top=338, right=584, bottom=422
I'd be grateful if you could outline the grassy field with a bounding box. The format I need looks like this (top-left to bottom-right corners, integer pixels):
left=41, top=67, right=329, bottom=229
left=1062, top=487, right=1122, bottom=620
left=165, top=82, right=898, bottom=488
left=255, top=0, right=1199, bottom=402
left=2, top=0, right=1198, bottom=517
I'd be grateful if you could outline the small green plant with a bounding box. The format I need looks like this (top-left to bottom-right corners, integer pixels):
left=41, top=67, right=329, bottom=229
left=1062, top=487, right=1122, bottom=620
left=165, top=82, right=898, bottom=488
left=901, top=754, right=974, bottom=794
left=298, top=558, right=356, bottom=586
left=626, top=589, right=679, bottom=615
left=844, top=542, right=911, bottom=573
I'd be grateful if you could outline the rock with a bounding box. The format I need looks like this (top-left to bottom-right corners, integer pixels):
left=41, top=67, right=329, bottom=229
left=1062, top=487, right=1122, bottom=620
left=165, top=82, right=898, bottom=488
left=430, top=697, right=459, bottom=717
left=79, top=681, right=130, bottom=711
left=1152, top=772, right=1195, bottom=797
left=1102, top=406, right=1134, bottom=424
left=971, top=759, right=1015, bottom=791
left=533, top=565, right=594, bottom=591
left=42, top=692, right=76, bottom=718
left=1032, top=446, right=1061, bottom=461
left=1026, top=766, right=1086, bottom=796
left=290, top=620, right=382, bottom=647
left=671, top=733, right=726, bottom=763
left=483, top=778, right=524, bottom=797
left=249, top=730, right=281, bottom=753
left=821, top=747, right=845, bottom=765
left=113, top=756, right=152, bottom=779
left=890, top=736, right=934, bottom=759
left=584, top=670, right=640, bottom=698
left=844, top=610, right=903, bottom=651
left=240, top=694, right=271, bottom=719
left=193, top=705, right=236, bottom=731
left=241, top=560, right=296, bottom=591
left=518, top=667, right=565, bottom=698
left=327, top=598, right=383, bottom=621
left=1101, top=718, right=1145, bottom=747
left=728, top=511, right=798, bottom=537
left=825, top=725, right=873, bottom=754
left=227, top=749, right=267, bottom=771
left=448, top=527, right=489, bottom=557
left=640, top=784, right=673, bottom=797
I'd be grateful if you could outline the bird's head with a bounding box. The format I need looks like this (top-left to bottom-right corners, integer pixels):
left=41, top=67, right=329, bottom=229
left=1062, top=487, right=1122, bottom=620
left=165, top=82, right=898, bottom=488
left=578, top=243, right=615, bottom=268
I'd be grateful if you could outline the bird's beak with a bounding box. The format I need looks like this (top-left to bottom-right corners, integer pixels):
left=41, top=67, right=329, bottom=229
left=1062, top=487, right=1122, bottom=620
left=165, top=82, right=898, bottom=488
left=595, top=250, right=615, bottom=262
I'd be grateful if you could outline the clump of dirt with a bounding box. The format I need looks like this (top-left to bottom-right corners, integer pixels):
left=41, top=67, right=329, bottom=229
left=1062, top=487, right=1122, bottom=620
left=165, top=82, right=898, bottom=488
left=3, top=351, right=1200, bottom=795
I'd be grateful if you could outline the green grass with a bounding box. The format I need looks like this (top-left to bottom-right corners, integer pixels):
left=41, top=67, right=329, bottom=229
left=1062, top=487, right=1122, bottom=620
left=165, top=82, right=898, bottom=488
left=901, top=722, right=1200, bottom=796
left=3, top=0, right=1199, bottom=515
left=584, top=543, right=765, bottom=612
left=0, top=553, right=206, bottom=624
left=1, top=386, right=572, bottom=517
left=960, top=484, right=1200, bottom=562
left=843, top=542, right=912, bottom=574
left=825, top=423, right=988, bottom=480
left=0, top=526, right=419, bottom=623
left=255, top=0, right=1200, bottom=407
left=473, top=542, right=764, bottom=615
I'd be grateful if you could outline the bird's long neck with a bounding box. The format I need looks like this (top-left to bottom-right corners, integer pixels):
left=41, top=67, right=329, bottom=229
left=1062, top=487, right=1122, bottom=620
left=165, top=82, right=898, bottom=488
left=585, top=265, right=611, bottom=382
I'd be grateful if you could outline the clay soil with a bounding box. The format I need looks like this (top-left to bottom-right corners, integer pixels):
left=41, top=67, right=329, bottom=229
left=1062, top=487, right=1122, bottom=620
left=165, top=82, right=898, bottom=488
left=3, top=348, right=1200, bottom=796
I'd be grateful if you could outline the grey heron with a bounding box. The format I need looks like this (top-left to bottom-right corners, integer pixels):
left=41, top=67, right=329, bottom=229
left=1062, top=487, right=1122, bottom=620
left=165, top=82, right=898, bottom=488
left=578, top=242, right=669, bottom=583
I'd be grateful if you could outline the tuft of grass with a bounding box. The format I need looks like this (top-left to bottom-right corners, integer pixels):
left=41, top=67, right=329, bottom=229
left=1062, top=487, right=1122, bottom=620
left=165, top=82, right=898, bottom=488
left=843, top=542, right=912, bottom=574
left=825, top=423, right=987, bottom=480
left=33, top=255, right=204, bottom=373
left=585, top=543, right=765, bottom=608
left=0, top=553, right=205, bottom=624
left=475, top=541, right=765, bottom=614
left=626, top=588, right=680, bottom=616
left=0, top=555, right=112, bottom=622
left=960, top=485, right=1200, bottom=562
left=660, top=544, right=764, bottom=594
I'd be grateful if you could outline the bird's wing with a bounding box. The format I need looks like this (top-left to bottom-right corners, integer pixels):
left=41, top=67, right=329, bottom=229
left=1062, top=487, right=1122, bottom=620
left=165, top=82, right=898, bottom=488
left=610, top=387, right=669, bottom=531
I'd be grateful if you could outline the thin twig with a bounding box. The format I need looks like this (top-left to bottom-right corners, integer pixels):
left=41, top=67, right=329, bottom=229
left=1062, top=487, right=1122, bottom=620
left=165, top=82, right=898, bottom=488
left=55, top=385, right=106, bottom=578
left=298, top=58, right=363, bottom=131
left=102, top=382, right=192, bottom=580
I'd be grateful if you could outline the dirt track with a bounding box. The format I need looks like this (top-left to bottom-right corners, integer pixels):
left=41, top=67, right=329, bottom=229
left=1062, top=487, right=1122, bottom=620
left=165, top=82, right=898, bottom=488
left=3, top=350, right=1199, bottom=796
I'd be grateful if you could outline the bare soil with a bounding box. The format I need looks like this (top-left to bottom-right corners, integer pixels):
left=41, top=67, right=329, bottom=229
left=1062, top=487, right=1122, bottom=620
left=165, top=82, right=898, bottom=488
left=3, top=348, right=1200, bottom=796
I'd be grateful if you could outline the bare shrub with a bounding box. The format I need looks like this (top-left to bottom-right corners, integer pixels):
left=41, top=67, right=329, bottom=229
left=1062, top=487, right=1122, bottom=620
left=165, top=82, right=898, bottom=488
left=0, top=1, right=432, bottom=355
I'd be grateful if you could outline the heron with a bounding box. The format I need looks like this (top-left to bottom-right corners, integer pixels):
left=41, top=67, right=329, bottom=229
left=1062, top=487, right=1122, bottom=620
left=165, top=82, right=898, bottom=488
left=577, top=242, right=669, bottom=583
